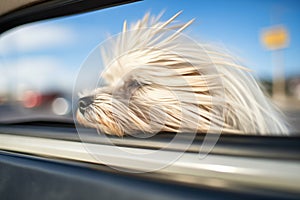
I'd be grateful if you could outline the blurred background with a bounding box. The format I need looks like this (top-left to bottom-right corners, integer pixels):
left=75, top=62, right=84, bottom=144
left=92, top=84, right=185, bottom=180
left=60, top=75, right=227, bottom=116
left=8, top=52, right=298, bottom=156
left=0, top=0, right=299, bottom=132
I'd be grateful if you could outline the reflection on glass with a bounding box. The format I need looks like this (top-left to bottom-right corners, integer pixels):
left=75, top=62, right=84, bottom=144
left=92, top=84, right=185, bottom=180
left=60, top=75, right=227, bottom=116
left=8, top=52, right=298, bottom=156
left=0, top=0, right=299, bottom=133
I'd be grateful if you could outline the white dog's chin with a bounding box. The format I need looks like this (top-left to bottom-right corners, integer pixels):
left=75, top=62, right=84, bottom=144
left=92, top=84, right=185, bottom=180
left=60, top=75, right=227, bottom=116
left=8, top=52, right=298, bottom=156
left=76, top=11, right=289, bottom=137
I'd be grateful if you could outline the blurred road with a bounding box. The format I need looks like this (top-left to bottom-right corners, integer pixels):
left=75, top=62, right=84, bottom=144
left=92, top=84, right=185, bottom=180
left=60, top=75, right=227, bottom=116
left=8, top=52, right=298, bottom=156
left=0, top=104, right=72, bottom=122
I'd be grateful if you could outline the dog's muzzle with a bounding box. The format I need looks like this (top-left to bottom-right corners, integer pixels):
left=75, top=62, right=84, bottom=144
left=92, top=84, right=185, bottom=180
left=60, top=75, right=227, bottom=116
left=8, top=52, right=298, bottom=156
left=78, top=96, right=93, bottom=115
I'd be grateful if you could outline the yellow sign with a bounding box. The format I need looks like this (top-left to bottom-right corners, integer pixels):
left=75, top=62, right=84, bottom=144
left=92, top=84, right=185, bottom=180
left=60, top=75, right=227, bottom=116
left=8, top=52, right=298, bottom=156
left=261, top=26, right=289, bottom=50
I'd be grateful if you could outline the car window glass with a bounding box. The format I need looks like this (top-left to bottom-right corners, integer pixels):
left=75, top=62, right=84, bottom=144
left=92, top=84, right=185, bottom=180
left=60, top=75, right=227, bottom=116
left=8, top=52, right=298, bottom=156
left=0, top=0, right=299, bottom=135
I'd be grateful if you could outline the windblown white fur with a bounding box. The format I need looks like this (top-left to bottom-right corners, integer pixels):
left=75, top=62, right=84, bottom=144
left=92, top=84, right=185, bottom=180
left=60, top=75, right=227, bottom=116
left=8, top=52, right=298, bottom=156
left=77, top=11, right=289, bottom=136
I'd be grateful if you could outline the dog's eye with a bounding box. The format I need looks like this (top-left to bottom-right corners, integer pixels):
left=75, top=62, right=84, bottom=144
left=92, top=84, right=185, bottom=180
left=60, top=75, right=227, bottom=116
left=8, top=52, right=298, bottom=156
left=123, top=80, right=145, bottom=96
left=126, top=80, right=141, bottom=88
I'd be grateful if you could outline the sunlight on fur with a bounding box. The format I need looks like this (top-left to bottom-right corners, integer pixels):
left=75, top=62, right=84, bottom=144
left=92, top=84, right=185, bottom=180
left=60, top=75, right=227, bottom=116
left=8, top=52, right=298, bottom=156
left=76, top=11, right=289, bottom=136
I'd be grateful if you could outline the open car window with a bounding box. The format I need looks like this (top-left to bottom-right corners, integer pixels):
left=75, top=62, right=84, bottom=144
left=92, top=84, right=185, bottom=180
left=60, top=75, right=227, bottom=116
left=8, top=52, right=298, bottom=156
left=0, top=0, right=300, bottom=198
left=0, top=0, right=299, bottom=131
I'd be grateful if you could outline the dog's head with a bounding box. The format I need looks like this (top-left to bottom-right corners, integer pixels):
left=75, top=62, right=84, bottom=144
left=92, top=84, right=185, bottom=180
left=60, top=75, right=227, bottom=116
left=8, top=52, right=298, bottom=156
left=76, top=11, right=289, bottom=136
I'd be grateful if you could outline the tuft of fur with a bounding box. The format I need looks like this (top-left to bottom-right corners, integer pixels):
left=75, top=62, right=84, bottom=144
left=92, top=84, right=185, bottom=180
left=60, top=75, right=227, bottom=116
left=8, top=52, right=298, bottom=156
left=76, top=11, right=289, bottom=136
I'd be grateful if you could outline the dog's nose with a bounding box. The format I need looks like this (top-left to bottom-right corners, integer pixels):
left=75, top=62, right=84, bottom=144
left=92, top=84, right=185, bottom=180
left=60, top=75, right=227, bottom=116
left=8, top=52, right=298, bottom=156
left=78, top=96, right=93, bottom=114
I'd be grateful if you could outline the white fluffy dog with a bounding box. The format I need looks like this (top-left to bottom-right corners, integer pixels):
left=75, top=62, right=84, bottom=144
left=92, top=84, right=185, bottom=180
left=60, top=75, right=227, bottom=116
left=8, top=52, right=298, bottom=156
left=76, top=12, right=288, bottom=136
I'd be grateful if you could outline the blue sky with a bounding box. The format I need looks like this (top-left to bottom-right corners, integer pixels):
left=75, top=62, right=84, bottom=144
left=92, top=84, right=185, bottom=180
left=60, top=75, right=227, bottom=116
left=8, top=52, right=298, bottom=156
left=0, top=0, right=299, bottom=94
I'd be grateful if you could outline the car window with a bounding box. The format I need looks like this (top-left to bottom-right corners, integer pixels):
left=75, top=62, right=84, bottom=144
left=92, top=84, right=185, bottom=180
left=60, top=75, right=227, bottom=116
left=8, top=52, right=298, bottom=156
left=0, top=0, right=299, bottom=134
left=0, top=2, right=300, bottom=196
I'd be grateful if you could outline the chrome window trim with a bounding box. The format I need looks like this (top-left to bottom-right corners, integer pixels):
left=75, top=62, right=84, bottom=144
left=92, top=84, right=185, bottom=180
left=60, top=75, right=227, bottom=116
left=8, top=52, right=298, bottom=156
left=0, top=133, right=299, bottom=194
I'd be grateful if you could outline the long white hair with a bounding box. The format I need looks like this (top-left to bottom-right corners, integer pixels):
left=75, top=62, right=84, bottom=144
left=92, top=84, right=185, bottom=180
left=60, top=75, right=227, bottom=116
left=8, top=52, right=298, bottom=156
left=77, top=11, right=289, bottom=136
